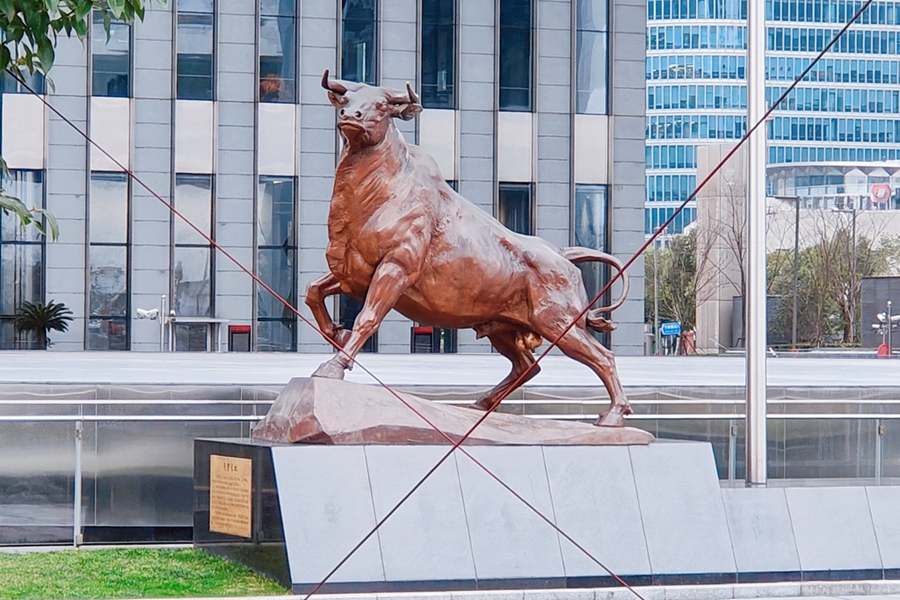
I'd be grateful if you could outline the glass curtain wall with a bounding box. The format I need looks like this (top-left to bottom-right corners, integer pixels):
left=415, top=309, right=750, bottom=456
left=91, top=11, right=131, bottom=97
left=259, top=0, right=297, bottom=102
left=88, top=173, right=130, bottom=350
left=499, top=0, right=532, bottom=110
left=176, top=0, right=214, bottom=100
left=342, top=0, right=377, bottom=84
left=2, top=70, right=44, bottom=93
left=498, top=183, right=534, bottom=235
left=421, top=0, right=456, bottom=108
left=173, top=175, right=214, bottom=350
left=574, top=184, right=610, bottom=343
left=0, top=171, right=44, bottom=349
left=576, top=0, right=609, bottom=114
left=257, top=176, right=297, bottom=351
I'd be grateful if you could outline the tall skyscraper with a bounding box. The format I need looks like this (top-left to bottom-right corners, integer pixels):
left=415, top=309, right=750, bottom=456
left=646, top=0, right=900, bottom=235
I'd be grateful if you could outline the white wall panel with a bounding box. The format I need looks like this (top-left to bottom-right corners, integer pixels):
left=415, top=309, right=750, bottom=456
left=418, top=109, right=457, bottom=180
left=90, top=97, right=130, bottom=171
left=258, top=103, right=296, bottom=176
left=497, top=111, right=533, bottom=182
left=574, top=114, right=609, bottom=184
left=2, top=94, right=45, bottom=170
left=175, top=100, right=214, bottom=173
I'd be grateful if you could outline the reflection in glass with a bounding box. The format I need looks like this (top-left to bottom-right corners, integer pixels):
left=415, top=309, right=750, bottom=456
left=257, top=319, right=296, bottom=352
left=174, top=174, right=213, bottom=322
left=87, top=318, right=129, bottom=350
left=342, top=0, right=377, bottom=84
left=90, top=173, right=129, bottom=244
left=574, top=184, right=609, bottom=343
left=177, top=7, right=214, bottom=100
left=2, top=70, right=45, bottom=94
left=89, top=246, right=127, bottom=317
left=173, top=247, right=211, bottom=317
left=175, top=323, right=208, bottom=351
left=257, top=176, right=296, bottom=351
left=498, top=183, right=533, bottom=235
left=0, top=171, right=45, bottom=349
left=174, top=174, right=212, bottom=245
left=259, top=0, right=296, bottom=102
left=257, top=177, right=294, bottom=247
left=422, top=0, right=455, bottom=108
left=499, top=0, right=532, bottom=111
left=256, top=248, right=294, bottom=319
left=0, top=244, right=43, bottom=316
left=576, top=0, right=608, bottom=114
left=92, top=12, right=130, bottom=97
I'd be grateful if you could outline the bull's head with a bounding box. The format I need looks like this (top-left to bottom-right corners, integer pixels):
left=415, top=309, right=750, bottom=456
left=322, top=69, right=422, bottom=148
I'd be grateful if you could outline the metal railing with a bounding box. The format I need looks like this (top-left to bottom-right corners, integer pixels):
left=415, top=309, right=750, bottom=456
left=1, top=393, right=900, bottom=545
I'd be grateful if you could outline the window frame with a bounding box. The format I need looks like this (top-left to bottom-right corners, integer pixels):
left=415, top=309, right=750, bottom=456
left=497, top=0, right=534, bottom=112
left=87, top=171, right=131, bottom=350
left=90, top=10, right=132, bottom=98
left=176, top=0, right=216, bottom=101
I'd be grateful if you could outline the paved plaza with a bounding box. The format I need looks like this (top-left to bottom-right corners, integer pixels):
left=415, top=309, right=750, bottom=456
left=0, top=350, right=897, bottom=388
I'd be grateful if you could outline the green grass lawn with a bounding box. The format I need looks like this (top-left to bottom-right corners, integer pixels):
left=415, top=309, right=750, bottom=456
left=0, top=547, right=288, bottom=599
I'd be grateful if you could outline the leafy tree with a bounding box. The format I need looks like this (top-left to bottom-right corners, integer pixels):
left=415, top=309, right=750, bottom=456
left=0, top=0, right=149, bottom=239
left=645, top=230, right=698, bottom=334
left=14, top=300, right=73, bottom=349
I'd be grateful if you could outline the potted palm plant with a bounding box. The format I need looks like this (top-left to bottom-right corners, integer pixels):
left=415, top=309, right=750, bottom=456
left=13, top=300, right=73, bottom=349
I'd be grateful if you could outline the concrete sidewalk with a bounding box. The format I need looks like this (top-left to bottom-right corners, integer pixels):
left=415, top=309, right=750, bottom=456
left=72, top=580, right=900, bottom=600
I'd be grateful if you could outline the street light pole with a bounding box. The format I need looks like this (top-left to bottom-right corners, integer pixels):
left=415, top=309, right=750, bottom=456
left=746, top=0, right=767, bottom=486
left=792, top=199, right=800, bottom=348
left=850, top=204, right=858, bottom=344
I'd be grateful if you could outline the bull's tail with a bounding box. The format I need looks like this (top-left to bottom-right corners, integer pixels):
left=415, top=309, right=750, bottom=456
left=561, top=247, right=630, bottom=333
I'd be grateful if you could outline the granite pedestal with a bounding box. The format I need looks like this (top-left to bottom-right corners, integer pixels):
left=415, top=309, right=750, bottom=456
left=194, top=439, right=900, bottom=594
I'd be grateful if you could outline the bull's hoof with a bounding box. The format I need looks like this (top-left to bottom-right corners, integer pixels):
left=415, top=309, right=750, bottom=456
left=312, top=360, right=346, bottom=380
left=468, top=397, right=497, bottom=412
left=594, top=406, right=632, bottom=427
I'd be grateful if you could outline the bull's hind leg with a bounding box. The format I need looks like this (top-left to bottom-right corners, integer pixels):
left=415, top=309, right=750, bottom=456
left=546, top=324, right=632, bottom=427
left=470, top=329, right=540, bottom=412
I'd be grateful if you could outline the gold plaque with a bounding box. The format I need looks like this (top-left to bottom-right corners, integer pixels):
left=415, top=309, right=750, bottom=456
left=209, top=454, right=253, bottom=538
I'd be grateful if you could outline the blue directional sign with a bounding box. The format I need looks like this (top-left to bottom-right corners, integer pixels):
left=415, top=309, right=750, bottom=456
left=660, top=321, right=682, bottom=336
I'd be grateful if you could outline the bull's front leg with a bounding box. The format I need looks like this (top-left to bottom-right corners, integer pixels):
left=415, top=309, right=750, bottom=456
left=312, top=261, right=413, bottom=379
left=304, top=272, right=351, bottom=348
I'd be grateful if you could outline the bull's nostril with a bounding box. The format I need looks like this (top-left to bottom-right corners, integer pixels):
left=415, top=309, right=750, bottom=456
left=355, top=111, right=362, bottom=118
left=340, top=109, right=345, bottom=116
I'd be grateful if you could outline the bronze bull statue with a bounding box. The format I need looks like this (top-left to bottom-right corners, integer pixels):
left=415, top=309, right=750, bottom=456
left=306, top=70, right=633, bottom=426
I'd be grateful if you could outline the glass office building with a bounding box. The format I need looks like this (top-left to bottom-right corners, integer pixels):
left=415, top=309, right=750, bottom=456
left=646, top=0, right=900, bottom=234
left=0, top=0, right=647, bottom=355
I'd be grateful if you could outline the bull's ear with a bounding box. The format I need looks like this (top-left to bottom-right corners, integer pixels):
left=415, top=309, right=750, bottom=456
left=396, top=102, right=423, bottom=121
left=327, top=91, right=346, bottom=108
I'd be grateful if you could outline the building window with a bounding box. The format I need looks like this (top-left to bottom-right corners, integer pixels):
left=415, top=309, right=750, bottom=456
left=574, top=184, right=609, bottom=342
left=576, top=0, right=609, bottom=114
left=257, top=176, right=296, bottom=351
left=2, top=71, right=44, bottom=94
left=499, top=0, right=532, bottom=111
left=0, top=171, right=44, bottom=349
left=88, top=172, right=130, bottom=350
left=498, top=182, right=533, bottom=235
left=342, top=0, right=377, bottom=85
left=421, top=0, right=455, bottom=108
left=339, top=294, right=377, bottom=352
left=177, top=0, right=214, bottom=100
left=91, top=11, right=131, bottom=97
left=173, top=175, right=214, bottom=350
left=259, top=0, right=296, bottom=102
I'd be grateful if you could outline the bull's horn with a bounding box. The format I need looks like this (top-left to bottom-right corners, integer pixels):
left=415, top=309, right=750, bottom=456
left=406, top=82, right=420, bottom=104
left=321, top=69, right=347, bottom=94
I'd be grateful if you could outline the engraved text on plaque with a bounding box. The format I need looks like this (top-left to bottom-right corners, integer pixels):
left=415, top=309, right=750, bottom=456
left=209, top=454, right=252, bottom=538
